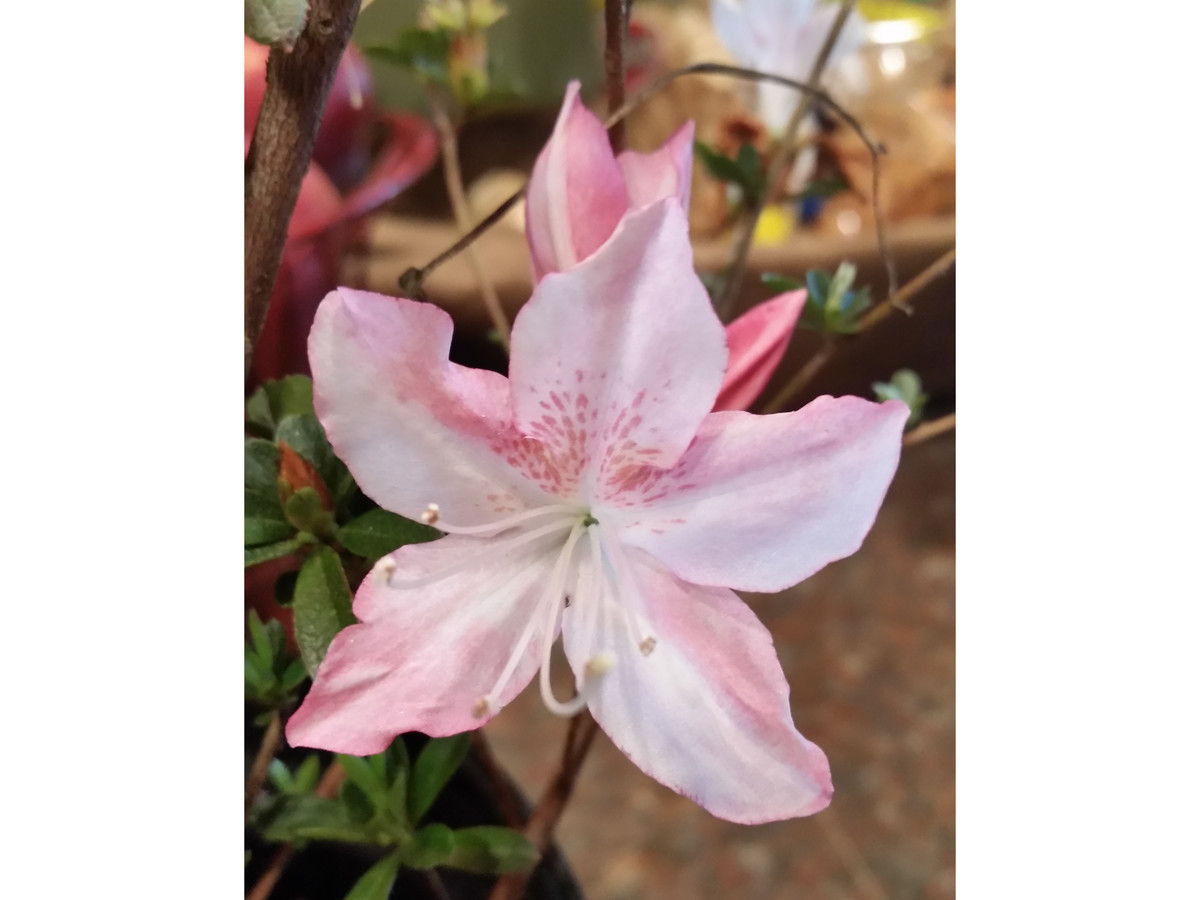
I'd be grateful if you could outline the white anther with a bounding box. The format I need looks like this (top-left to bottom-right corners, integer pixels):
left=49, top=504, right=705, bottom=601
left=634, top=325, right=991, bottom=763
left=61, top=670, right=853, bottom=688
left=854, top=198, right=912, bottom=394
left=472, top=696, right=491, bottom=718
left=639, top=636, right=657, bottom=656
left=585, top=652, right=616, bottom=678
left=421, top=503, right=440, bottom=525
left=376, top=557, right=397, bottom=582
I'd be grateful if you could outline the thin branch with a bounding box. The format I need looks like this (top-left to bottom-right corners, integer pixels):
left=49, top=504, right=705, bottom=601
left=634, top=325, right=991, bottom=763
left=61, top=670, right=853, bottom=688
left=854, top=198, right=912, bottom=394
left=714, top=0, right=856, bottom=318
left=762, top=338, right=837, bottom=414
left=903, top=412, right=955, bottom=447
left=245, top=710, right=283, bottom=820
left=247, top=762, right=346, bottom=900
left=859, top=247, right=955, bottom=330
left=424, top=870, right=453, bottom=900
left=398, top=62, right=886, bottom=297
left=244, top=0, right=363, bottom=376
left=487, top=713, right=601, bottom=900
left=761, top=246, right=955, bottom=414
left=603, top=0, right=628, bottom=151
left=428, top=98, right=512, bottom=350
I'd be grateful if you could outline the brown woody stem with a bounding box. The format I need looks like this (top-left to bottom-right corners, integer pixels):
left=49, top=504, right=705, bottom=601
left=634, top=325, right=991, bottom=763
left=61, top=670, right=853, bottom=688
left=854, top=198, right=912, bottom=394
left=244, top=709, right=283, bottom=820
left=244, top=0, right=363, bottom=376
left=487, top=713, right=600, bottom=900
left=903, top=412, right=955, bottom=447
left=604, top=0, right=628, bottom=152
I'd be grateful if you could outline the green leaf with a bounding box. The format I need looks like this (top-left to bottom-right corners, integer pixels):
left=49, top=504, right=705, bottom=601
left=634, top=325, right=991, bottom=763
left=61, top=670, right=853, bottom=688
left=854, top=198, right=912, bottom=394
left=246, top=385, right=274, bottom=434
left=267, top=759, right=294, bottom=793
left=292, top=546, right=356, bottom=677
left=408, top=734, right=471, bottom=824
left=872, top=368, right=928, bottom=427
left=275, top=414, right=355, bottom=508
left=259, top=794, right=374, bottom=844
left=761, top=273, right=804, bottom=297
left=245, top=0, right=309, bottom=48
left=797, top=175, right=847, bottom=200
left=266, top=375, right=315, bottom=423
left=365, top=28, right=453, bottom=84
left=246, top=490, right=293, bottom=546
left=337, top=508, right=440, bottom=561
left=245, top=536, right=305, bottom=568
left=445, top=826, right=538, bottom=875
left=284, top=487, right=337, bottom=539
left=694, top=140, right=746, bottom=187
left=403, top=823, right=455, bottom=870
left=344, top=851, right=404, bottom=900
left=337, top=754, right=391, bottom=812
left=294, top=754, right=322, bottom=794
left=246, top=438, right=281, bottom=498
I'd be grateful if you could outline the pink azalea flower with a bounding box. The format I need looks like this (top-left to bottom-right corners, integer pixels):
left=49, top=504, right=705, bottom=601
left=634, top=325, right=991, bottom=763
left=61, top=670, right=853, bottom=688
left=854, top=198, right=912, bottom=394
left=526, top=80, right=806, bottom=411
left=286, top=199, right=907, bottom=823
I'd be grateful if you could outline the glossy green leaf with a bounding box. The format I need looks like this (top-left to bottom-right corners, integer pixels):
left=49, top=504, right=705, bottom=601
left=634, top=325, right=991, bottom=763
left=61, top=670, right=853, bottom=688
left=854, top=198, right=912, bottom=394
left=344, top=850, right=404, bottom=900
left=337, top=508, right=440, bottom=561
left=245, top=536, right=305, bottom=568
left=365, top=28, right=453, bottom=84
left=408, top=734, right=471, bottom=824
left=292, top=546, right=356, bottom=677
left=246, top=490, right=293, bottom=546
left=445, top=826, right=538, bottom=875
left=403, top=823, right=456, bottom=870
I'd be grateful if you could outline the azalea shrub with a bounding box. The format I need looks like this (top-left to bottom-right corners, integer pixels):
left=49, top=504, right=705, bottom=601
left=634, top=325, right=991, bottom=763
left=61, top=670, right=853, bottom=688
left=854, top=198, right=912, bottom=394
left=246, top=2, right=951, bottom=897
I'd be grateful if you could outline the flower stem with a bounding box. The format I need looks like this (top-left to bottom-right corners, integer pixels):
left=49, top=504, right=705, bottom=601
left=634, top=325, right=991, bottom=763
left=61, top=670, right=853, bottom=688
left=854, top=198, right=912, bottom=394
left=246, top=762, right=346, bottom=900
left=244, top=0, right=363, bottom=376
left=245, top=709, right=283, bottom=820
left=713, top=0, right=857, bottom=320
left=428, top=98, right=512, bottom=351
left=761, top=246, right=956, bottom=414
left=487, top=713, right=600, bottom=900
left=604, top=0, right=628, bottom=152
left=903, top=412, right=955, bottom=447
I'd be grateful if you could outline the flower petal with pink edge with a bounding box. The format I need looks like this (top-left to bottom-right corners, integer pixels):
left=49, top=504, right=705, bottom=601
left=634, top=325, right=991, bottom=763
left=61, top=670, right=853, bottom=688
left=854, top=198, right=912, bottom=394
left=561, top=540, right=832, bottom=823
left=309, top=287, right=553, bottom=526
left=612, top=398, right=909, bottom=592
left=714, top=289, right=805, bottom=411
left=508, top=200, right=727, bottom=504
left=617, top=120, right=695, bottom=215
left=525, top=80, right=628, bottom=280
left=286, top=528, right=565, bottom=754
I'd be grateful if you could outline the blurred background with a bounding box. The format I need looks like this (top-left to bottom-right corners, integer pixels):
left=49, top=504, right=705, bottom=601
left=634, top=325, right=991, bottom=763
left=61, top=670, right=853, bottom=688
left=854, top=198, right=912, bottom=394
left=247, top=0, right=954, bottom=895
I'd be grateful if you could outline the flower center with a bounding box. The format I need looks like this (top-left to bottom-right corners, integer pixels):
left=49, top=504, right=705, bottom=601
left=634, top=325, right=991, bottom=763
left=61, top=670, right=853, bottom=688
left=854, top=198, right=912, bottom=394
left=382, top=502, right=656, bottom=720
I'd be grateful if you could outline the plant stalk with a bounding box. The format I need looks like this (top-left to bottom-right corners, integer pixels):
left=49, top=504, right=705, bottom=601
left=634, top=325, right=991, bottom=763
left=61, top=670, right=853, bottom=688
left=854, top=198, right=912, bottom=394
left=244, top=0, right=363, bottom=376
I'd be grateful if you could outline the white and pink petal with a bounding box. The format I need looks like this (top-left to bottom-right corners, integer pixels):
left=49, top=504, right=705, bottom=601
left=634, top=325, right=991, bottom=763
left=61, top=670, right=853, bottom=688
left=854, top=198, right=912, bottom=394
left=561, top=540, right=833, bottom=823
left=286, top=527, right=566, bottom=753
left=508, top=200, right=728, bottom=504
left=612, top=398, right=908, bottom=593
left=309, top=288, right=553, bottom=526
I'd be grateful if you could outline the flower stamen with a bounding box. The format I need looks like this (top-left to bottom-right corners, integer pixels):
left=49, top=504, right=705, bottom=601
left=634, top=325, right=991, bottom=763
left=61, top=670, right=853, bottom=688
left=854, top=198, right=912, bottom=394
left=421, top=501, right=580, bottom=536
